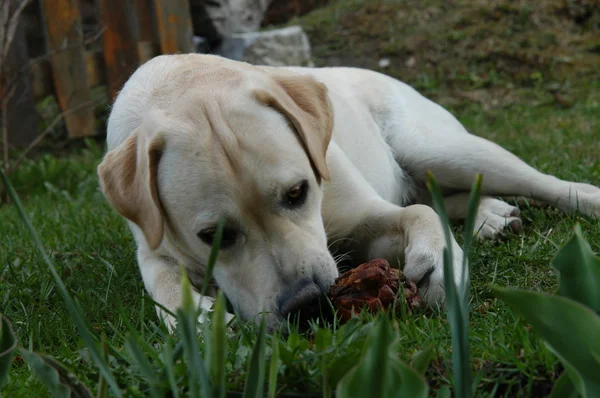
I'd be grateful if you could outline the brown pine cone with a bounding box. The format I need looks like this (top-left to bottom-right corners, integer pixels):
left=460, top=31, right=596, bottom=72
left=328, top=258, right=423, bottom=323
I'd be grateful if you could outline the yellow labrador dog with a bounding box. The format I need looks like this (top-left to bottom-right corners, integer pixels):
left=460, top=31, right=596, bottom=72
left=98, top=54, right=600, bottom=330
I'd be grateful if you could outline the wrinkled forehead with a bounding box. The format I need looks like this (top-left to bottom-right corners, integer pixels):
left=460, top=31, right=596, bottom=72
left=156, top=87, right=313, bottom=222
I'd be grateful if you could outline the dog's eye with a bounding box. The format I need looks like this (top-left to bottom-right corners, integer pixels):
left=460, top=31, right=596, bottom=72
left=197, top=227, right=238, bottom=249
left=283, top=180, right=308, bottom=208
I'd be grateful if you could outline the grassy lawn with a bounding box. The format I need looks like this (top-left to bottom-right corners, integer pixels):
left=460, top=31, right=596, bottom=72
left=1, top=0, right=599, bottom=396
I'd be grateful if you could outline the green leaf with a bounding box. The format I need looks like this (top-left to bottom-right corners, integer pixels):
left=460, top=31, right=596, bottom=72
left=267, top=336, right=280, bottom=398
left=0, top=168, right=121, bottom=397
left=549, top=371, right=579, bottom=398
left=552, top=224, right=600, bottom=312
left=19, top=349, right=93, bottom=398
left=493, top=286, right=600, bottom=397
left=315, top=328, right=333, bottom=397
left=410, top=346, right=435, bottom=375
left=436, top=386, right=451, bottom=398
left=208, top=291, right=228, bottom=398
left=243, top=316, right=267, bottom=398
left=426, top=172, right=473, bottom=398
left=336, top=316, right=428, bottom=398
left=0, top=315, right=18, bottom=389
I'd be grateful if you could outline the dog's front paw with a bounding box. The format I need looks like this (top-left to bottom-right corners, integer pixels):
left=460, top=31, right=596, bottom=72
left=403, top=238, right=464, bottom=307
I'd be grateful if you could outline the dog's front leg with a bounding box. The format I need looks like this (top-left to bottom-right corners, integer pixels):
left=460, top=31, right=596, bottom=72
left=356, top=202, right=464, bottom=305
left=322, top=144, right=463, bottom=306
left=136, top=244, right=235, bottom=332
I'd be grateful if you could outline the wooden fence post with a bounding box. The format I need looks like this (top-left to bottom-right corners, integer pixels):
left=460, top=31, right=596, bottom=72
left=41, top=0, right=96, bottom=138
left=153, top=0, right=194, bottom=54
left=2, top=8, right=38, bottom=148
left=99, top=0, right=139, bottom=100
left=134, top=0, right=159, bottom=63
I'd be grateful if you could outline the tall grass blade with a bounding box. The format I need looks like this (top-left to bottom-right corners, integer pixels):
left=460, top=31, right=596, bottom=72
left=161, top=341, right=180, bottom=398
left=0, top=315, right=17, bottom=389
left=19, top=349, right=93, bottom=398
left=268, top=337, right=280, bottom=398
left=426, top=172, right=473, bottom=398
left=243, top=316, right=267, bottom=398
left=201, top=217, right=226, bottom=297
left=208, top=291, right=228, bottom=398
left=96, top=335, right=109, bottom=398
left=0, top=168, right=121, bottom=396
left=551, top=223, right=600, bottom=312
left=460, top=174, right=482, bottom=305
left=177, top=265, right=213, bottom=398
left=315, top=328, right=332, bottom=398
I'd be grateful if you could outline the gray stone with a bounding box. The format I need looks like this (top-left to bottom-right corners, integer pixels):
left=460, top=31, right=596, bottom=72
left=189, top=0, right=273, bottom=43
left=215, top=26, right=313, bottom=67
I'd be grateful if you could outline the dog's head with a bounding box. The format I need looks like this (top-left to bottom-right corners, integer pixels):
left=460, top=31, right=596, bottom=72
left=97, top=56, right=338, bottom=329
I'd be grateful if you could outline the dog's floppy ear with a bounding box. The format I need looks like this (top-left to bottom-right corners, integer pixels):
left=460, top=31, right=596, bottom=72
left=254, top=73, right=333, bottom=181
left=97, top=130, right=165, bottom=249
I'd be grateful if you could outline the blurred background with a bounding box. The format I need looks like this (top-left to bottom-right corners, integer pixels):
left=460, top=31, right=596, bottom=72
left=1, top=0, right=598, bottom=154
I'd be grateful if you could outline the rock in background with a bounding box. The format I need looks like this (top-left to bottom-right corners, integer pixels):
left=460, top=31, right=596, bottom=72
left=189, top=0, right=273, bottom=45
left=190, top=0, right=325, bottom=66
left=215, top=26, right=313, bottom=67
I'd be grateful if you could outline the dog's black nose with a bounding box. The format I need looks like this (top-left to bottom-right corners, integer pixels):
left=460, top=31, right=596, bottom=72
left=278, top=279, right=328, bottom=325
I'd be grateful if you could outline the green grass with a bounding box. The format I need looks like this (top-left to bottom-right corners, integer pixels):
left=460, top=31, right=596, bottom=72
left=1, top=0, right=600, bottom=396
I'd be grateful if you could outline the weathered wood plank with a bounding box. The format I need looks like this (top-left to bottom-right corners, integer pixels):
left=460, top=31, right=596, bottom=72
left=41, top=0, right=96, bottom=138
left=134, top=0, right=160, bottom=63
left=152, top=0, right=194, bottom=54
left=3, top=12, right=39, bottom=148
left=99, top=0, right=139, bottom=100
left=32, top=50, right=106, bottom=99
left=135, top=0, right=156, bottom=42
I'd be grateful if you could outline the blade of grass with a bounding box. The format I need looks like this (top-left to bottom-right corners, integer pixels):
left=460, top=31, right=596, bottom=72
left=268, top=335, right=280, bottom=398
left=460, top=174, right=482, bottom=305
left=243, top=316, right=267, bottom=398
left=208, top=291, right=228, bottom=398
left=201, top=217, right=226, bottom=297
left=96, top=335, right=109, bottom=398
left=0, top=168, right=121, bottom=396
left=161, top=341, right=180, bottom=398
left=426, top=172, right=473, bottom=398
left=315, top=328, right=332, bottom=398
left=177, top=264, right=213, bottom=398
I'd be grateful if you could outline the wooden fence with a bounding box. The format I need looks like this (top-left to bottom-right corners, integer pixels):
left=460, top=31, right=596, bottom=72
left=3, top=0, right=195, bottom=148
